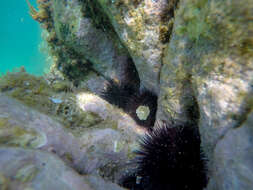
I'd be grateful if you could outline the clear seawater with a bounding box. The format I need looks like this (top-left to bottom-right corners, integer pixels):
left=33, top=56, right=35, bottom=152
left=0, top=0, right=48, bottom=76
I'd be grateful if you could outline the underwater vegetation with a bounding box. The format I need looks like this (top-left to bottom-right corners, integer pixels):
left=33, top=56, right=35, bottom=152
left=26, top=0, right=51, bottom=26
left=0, top=68, right=102, bottom=134
left=120, top=121, right=207, bottom=190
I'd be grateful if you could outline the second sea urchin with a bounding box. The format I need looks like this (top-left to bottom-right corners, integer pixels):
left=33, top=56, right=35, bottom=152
left=125, top=88, right=157, bottom=129
left=135, top=122, right=208, bottom=190
left=99, top=80, right=157, bottom=129
left=100, top=79, right=136, bottom=109
left=120, top=121, right=208, bottom=190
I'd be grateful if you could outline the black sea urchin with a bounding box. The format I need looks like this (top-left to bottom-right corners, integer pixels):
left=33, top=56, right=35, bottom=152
left=99, top=79, right=136, bottom=109
left=133, top=122, right=207, bottom=190
left=125, top=88, right=157, bottom=129
left=99, top=79, right=158, bottom=129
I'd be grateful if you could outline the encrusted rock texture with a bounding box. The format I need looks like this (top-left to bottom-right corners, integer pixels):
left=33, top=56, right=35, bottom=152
left=0, top=72, right=142, bottom=189
left=159, top=1, right=253, bottom=189
left=0, top=0, right=252, bottom=189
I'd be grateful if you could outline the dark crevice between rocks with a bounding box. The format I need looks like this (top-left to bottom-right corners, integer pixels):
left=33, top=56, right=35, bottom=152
left=52, top=37, right=117, bottom=87
left=159, top=0, right=180, bottom=44
left=181, top=74, right=200, bottom=127
left=158, top=0, right=180, bottom=85
left=79, top=0, right=124, bottom=53
left=116, top=57, right=140, bottom=91
left=82, top=0, right=113, bottom=32
left=77, top=0, right=141, bottom=88
left=132, top=0, right=143, bottom=8
left=54, top=46, right=93, bottom=85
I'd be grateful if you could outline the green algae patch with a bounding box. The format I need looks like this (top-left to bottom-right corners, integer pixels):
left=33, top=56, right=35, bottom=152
left=62, top=152, right=74, bottom=163
left=0, top=69, right=104, bottom=132
left=68, top=117, right=116, bottom=138
left=51, top=80, right=73, bottom=92
left=0, top=69, right=54, bottom=113
left=165, top=0, right=253, bottom=84
left=15, top=164, right=39, bottom=183
left=175, top=0, right=212, bottom=42
left=64, top=110, right=104, bottom=136
left=174, top=0, right=253, bottom=57
left=0, top=118, right=46, bottom=148
left=98, top=119, right=118, bottom=130
left=0, top=173, right=9, bottom=190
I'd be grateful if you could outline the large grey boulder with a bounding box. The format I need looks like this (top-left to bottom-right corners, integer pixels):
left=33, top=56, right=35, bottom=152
left=207, top=110, right=253, bottom=189
left=0, top=93, right=141, bottom=184
left=51, top=0, right=130, bottom=77
left=0, top=147, right=124, bottom=190
left=158, top=0, right=253, bottom=189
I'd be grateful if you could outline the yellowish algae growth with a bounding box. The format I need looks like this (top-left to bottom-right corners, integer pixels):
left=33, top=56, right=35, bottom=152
left=161, top=0, right=253, bottom=118
left=0, top=118, right=46, bottom=148
left=175, top=0, right=212, bottom=42
left=136, top=105, right=150, bottom=120
left=98, top=0, right=159, bottom=57
left=0, top=69, right=104, bottom=134
left=127, top=142, right=139, bottom=159
left=0, top=68, right=54, bottom=112
left=15, top=164, right=39, bottom=183
left=62, top=152, right=74, bottom=163
left=0, top=173, right=9, bottom=190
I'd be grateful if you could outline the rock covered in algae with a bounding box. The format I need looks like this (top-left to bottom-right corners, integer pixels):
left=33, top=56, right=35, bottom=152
left=0, top=69, right=103, bottom=131
left=0, top=147, right=125, bottom=190
left=0, top=117, right=47, bottom=148
left=29, top=0, right=139, bottom=90
left=0, top=70, right=143, bottom=183
left=208, top=110, right=253, bottom=189
left=28, top=0, right=178, bottom=93
left=91, top=0, right=178, bottom=93
left=157, top=0, right=253, bottom=189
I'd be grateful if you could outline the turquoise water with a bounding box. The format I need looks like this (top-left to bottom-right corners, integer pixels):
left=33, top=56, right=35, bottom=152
left=0, top=0, right=48, bottom=76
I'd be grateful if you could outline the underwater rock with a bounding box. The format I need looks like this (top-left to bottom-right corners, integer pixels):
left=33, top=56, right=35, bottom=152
left=0, top=70, right=101, bottom=130
left=208, top=110, right=253, bottom=189
left=31, top=0, right=178, bottom=93
left=0, top=147, right=124, bottom=190
left=42, top=0, right=140, bottom=89
left=94, top=0, right=178, bottom=93
left=157, top=0, right=253, bottom=189
left=0, top=92, right=142, bottom=182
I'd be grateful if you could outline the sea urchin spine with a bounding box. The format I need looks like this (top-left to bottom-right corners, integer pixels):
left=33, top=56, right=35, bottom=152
left=127, top=122, right=208, bottom=190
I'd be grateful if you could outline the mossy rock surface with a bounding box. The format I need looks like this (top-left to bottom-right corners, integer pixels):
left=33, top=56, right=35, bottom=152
left=0, top=147, right=125, bottom=190
left=0, top=89, right=141, bottom=182
left=158, top=0, right=253, bottom=189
